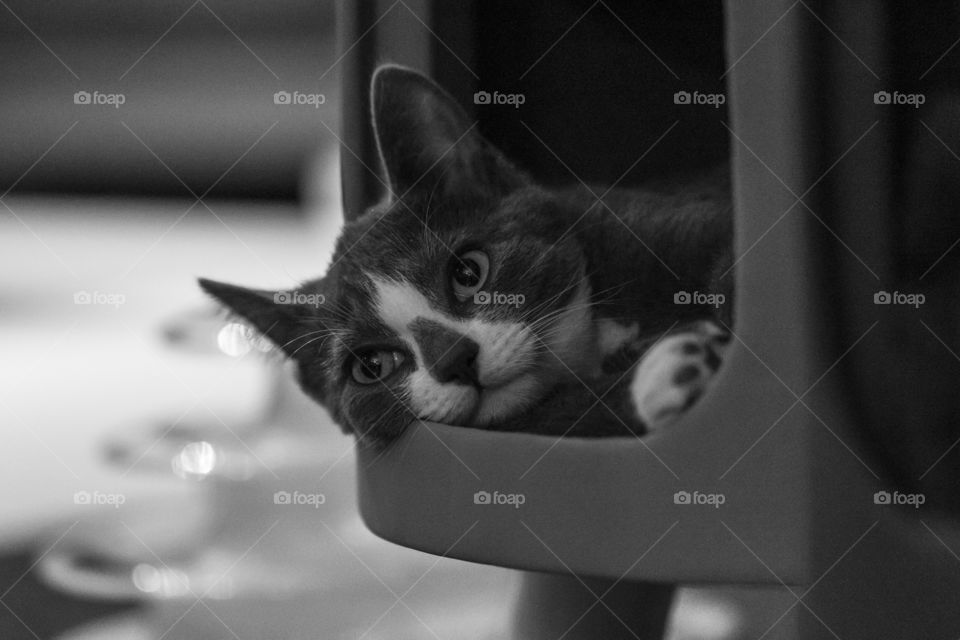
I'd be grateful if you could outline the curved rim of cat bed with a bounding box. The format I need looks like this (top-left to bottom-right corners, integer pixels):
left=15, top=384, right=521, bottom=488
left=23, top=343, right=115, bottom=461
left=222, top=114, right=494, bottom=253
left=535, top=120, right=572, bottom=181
left=357, top=343, right=813, bottom=585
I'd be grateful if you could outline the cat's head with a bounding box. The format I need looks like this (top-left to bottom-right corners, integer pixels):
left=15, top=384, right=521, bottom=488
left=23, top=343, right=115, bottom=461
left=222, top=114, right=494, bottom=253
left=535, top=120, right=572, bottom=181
left=200, top=66, right=593, bottom=445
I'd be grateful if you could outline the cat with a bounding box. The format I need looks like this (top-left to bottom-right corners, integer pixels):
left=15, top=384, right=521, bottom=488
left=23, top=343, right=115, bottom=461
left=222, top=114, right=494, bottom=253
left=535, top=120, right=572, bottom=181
left=199, top=65, right=733, bottom=447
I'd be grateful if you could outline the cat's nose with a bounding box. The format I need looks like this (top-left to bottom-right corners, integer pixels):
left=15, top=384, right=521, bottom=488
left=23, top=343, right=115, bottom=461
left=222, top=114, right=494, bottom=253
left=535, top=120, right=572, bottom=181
left=410, top=319, right=479, bottom=385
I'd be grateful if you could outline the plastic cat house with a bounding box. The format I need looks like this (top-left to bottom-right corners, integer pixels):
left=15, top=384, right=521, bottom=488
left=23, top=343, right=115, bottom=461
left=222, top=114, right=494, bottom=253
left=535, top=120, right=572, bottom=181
left=338, top=1, right=960, bottom=638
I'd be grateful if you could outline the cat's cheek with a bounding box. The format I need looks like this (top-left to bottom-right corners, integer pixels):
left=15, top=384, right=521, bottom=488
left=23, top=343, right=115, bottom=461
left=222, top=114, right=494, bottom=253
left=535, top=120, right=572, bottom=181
left=537, top=278, right=598, bottom=378
left=470, top=322, right=536, bottom=387
left=294, top=361, right=336, bottom=414
left=340, top=385, right=415, bottom=442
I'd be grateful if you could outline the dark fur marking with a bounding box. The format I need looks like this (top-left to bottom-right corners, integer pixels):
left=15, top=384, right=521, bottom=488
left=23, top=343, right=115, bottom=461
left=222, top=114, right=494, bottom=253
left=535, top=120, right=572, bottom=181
left=705, top=348, right=722, bottom=372
left=681, top=341, right=703, bottom=355
left=673, top=364, right=701, bottom=385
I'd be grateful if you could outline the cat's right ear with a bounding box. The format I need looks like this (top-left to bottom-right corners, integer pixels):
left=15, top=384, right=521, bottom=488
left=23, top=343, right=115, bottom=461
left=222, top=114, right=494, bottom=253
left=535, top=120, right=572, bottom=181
left=198, top=278, right=327, bottom=360
left=371, top=65, right=529, bottom=202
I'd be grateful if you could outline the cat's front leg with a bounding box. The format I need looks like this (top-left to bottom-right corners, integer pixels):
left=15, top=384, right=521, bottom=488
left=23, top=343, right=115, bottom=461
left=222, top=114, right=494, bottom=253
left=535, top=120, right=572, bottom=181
left=630, top=321, right=731, bottom=431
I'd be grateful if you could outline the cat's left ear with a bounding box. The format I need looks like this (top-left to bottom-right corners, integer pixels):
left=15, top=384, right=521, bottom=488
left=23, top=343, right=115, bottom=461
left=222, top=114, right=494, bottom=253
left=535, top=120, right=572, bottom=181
left=198, top=278, right=328, bottom=360
left=371, top=65, right=530, bottom=201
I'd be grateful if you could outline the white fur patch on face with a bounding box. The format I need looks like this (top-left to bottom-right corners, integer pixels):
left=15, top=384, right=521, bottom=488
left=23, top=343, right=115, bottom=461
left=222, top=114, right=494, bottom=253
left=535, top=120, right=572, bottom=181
left=405, top=368, right=477, bottom=425
left=370, top=276, right=539, bottom=425
left=597, top=318, right=640, bottom=356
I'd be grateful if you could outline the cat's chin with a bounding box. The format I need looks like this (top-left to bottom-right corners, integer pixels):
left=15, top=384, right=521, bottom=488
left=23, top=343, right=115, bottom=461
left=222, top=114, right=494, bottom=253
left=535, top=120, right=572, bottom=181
left=413, top=372, right=546, bottom=427
left=471, top=371, right=545, bottom=427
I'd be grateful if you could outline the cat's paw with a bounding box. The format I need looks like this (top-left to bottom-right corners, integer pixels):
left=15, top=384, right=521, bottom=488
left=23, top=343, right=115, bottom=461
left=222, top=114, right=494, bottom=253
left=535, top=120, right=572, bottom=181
left=630, top=322, right=730, bottom=431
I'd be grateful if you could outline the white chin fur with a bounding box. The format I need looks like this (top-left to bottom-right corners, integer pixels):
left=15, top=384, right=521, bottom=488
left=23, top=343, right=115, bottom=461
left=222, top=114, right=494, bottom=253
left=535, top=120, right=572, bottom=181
left=406, top=370, right=541, bottom=427
left=406, top=369, right=478, bottom=425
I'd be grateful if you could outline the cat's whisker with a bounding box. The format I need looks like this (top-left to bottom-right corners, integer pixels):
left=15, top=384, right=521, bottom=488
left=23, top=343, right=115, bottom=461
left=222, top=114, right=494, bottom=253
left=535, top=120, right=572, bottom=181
left=518, top=266, right=620, bottom=322
left=287, top=328, right=346, bottom=357
left=522, top=283, right=636, bottom=330
left=515, top=275, right=590, bottom=322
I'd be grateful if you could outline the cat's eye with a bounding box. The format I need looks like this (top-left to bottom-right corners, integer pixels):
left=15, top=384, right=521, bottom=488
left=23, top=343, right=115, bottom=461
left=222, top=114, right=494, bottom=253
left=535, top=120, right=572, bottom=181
left=450, top=250, right=490, bottom=300
left=351, top=349, right=405, bottom=384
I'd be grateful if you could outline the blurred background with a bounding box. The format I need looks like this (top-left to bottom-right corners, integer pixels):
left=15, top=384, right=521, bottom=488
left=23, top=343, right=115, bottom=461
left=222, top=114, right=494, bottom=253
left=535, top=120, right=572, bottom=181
left=0, top=0, right=338, bottom=200
left=0, top=1, right=524, bottom=638
left=8, top=0, right=960, bottom=638
left=0, top=0, right=773, bottom=637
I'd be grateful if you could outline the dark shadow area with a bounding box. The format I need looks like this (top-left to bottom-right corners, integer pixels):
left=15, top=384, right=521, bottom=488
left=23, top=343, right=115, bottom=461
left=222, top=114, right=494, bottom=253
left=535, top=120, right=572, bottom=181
left=0, top=552, right=139, bottom=640
left=0, top=0, right=337, bottom=201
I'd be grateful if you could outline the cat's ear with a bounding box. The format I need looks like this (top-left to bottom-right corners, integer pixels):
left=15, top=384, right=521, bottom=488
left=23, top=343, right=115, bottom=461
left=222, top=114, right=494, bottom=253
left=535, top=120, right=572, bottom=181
left=371, top=65, right=529, bottom=201
left=198, top=278, right=326, bottom=359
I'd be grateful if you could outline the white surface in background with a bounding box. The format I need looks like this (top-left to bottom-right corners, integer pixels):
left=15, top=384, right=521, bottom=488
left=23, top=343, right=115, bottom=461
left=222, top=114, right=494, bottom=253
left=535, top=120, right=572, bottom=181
left=0, top=192, right=343, bottom=547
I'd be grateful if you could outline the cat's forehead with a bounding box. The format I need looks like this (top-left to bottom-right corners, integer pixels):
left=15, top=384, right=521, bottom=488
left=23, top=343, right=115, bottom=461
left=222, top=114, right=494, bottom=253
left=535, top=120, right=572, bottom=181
left=332, top=206, right=466, bottom=284
left=334, top=186, right=555, bottom=264
left=329, top=221, right=445, bottom=323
